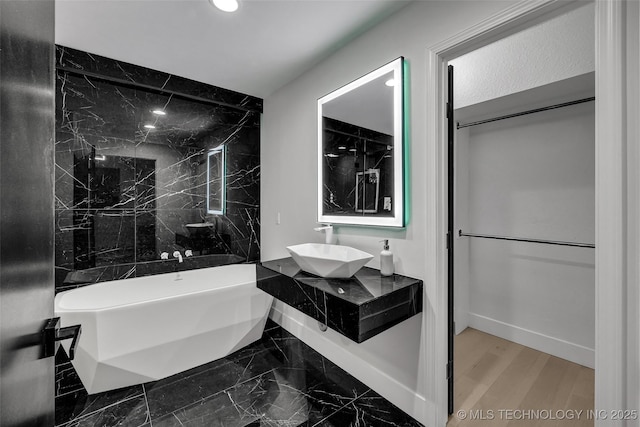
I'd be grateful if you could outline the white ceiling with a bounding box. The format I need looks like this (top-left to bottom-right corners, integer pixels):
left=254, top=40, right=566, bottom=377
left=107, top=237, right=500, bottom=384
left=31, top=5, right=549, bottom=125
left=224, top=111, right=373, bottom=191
left=55, top=0, right=412, bottom=100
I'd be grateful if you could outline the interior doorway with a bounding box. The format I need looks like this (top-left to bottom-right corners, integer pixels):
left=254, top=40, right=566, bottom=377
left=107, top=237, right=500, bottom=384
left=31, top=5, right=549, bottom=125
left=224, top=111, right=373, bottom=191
left=426, top=0, right=636, bottom=424
left=445, top=2, right=596, bottom=421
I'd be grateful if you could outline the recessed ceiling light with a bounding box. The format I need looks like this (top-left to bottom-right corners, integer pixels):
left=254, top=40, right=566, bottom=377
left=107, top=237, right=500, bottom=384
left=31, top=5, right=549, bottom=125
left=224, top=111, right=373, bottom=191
left=152, top=109, right=166, bottom=116
left=144, top=124, right=156, bottom=129
left=210, top=0, right=238, bottom=12
left=385, top=79, right=395, bottom=87
left=338, top=146, right=347, bottom=150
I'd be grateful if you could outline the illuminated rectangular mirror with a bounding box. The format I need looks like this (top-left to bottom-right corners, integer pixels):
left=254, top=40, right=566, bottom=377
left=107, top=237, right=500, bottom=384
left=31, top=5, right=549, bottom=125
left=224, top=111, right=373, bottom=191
left=317, top=57, right=404, bottom=227
left=207, top=146, right=226, bottom=215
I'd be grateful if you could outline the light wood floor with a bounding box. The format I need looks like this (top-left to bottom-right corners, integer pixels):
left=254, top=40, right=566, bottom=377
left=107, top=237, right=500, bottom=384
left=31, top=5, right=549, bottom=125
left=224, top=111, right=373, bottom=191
left=447, top=328, right=595, bottom=427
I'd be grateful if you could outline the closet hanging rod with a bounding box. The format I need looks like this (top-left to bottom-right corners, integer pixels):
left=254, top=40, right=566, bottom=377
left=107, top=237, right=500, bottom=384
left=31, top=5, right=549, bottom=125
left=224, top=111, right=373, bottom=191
left=456, top=96, right=595, bottom=130
left=458, top=230, right=595, bottom=248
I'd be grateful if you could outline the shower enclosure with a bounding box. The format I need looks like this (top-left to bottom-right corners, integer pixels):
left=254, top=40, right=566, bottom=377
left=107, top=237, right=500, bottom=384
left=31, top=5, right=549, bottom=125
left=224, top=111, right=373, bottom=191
left=54, top=46, right=262, bottom=291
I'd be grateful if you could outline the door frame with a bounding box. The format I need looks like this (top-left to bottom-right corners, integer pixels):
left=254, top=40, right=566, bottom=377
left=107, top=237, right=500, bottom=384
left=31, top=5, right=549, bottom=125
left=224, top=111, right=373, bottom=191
left=446, top=64, right=455, bottom=416
left=424, top=0, right=636, bottom=424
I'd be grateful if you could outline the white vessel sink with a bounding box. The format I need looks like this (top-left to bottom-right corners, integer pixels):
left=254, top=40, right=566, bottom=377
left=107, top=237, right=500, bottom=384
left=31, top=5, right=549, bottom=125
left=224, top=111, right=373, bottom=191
left=286, top=243, right=373, bottom=278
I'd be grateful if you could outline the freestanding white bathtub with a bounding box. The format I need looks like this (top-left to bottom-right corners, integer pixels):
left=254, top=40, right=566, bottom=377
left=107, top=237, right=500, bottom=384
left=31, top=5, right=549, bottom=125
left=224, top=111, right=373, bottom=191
left=54, top=264, right=273, bottom=394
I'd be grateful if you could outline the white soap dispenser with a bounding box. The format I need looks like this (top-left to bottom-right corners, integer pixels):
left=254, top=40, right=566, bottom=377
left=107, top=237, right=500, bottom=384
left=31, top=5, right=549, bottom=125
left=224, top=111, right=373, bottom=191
left=380, top=239, right=394, bottom=276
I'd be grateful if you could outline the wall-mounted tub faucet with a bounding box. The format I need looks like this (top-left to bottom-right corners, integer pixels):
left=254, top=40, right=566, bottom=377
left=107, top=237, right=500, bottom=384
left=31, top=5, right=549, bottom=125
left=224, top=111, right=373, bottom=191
left=173, top=251, right=183, bottom=263
left=314, top=224, right=337, bottom=244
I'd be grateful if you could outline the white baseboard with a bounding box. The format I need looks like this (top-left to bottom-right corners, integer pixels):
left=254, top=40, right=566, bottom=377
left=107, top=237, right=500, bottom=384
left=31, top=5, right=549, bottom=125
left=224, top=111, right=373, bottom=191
left=268, top=303, right=433, bottom=425
left=468, top=313, right=595, bottom=369
left=455, top=315, right=469, bottom=336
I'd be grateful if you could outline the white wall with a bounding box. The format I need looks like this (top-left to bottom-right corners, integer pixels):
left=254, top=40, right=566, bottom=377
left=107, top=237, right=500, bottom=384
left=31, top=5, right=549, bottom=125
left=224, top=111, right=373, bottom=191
left=450, top=2, right=595, bottom=109
left=461, top=102, right=596, bottom=368
left=260, top=1, right=520, bottom=424
left=454, top=127, right=470, bottom=335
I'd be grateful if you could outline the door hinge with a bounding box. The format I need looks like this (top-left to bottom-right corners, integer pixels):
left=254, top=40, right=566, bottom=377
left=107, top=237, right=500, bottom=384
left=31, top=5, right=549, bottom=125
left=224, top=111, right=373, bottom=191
left=446, top=102, right=451, bottom=119
left=446, top=231, right=451, bottom=250
left=446, top=362, right=453, bottom=380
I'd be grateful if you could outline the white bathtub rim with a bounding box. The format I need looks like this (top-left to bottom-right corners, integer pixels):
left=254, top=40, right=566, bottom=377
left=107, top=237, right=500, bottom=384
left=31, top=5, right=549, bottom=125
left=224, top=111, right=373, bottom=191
left=55, top=263, right=258, bottom=312
left=56, top=281, right=257, bottom=312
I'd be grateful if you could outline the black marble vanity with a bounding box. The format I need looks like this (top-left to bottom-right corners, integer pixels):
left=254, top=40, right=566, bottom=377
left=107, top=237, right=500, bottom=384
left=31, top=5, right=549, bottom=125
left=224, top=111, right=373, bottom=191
left=257, top=257, right=423, bottom=343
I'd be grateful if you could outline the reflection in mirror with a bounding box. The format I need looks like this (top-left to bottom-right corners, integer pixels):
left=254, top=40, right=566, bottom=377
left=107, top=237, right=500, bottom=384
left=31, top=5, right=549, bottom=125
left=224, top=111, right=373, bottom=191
left=355, top=169, right=380, bottom=213
left=207, top=147, right=226, bottom=215
left=318, top=57, right=404, bottom=227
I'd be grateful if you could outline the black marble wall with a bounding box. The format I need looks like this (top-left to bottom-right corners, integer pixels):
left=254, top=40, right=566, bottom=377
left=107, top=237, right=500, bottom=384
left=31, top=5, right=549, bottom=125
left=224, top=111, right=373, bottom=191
left=54, top=46, right=262, bottom=289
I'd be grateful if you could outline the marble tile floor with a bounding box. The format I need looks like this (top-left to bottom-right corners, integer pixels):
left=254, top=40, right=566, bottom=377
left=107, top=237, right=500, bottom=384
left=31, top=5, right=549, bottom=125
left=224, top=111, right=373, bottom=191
left=55, top=320, right=423, bottom=427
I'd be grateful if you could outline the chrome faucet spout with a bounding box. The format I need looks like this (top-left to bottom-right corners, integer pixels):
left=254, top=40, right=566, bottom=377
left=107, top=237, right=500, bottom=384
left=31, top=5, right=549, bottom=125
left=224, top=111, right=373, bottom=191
left=173, top=251, right=183, bottom=263
left=314, top=224, right=337, bottom=244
